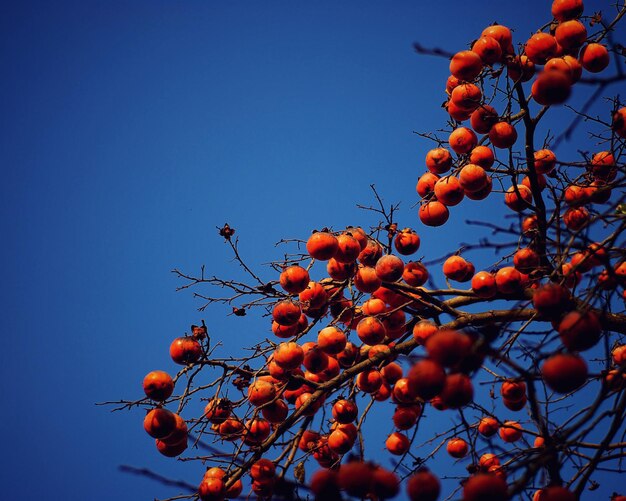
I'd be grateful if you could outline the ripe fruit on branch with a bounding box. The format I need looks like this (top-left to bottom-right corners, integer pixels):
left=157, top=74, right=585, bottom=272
left=425, top=147, right=453, bottom=174
left=306, top=231, right=338, bottom=261
left=470, top=105, right=499, bottom=134
left=504, top=185, right=533, bottom=212
left=272, top=299, right=302, bottom=326
left=144, top=408, right=177, bottom=439
left=558, top=310, right=602, bottom=351
left=499, top=420, right=523, bottom=442
left=375, top=254, right=405, bottom=282
left=419, top=201, right=450, bottom=227
left=552, top=0, right=584, bottom=21
left=542, top=353, right=588, bottom=393
left=534, top=149, right=557, bottom=174
left=335, top=233, right=362, bottom=263
left=386, top=431, right=410, bottom=455
left=459, top=164, right=489, bottom=193
left=449, top=127, right=478, bottom=154
left=279, top=265, right=310, bottom=294
left=143, top=370, right=174, bottom=401
left=443, top=255, right=474, bottom=282
left=525, top=32, right=559, bottom=65
left=450, top=50, right=483, bottom=81
left=447, top=437, right=469, bottom=458
left=532, top=70, right=572, bottom=105
left=417, top=172, right=440, bottom=197
left=472, top=36, right=502, bottom=65
left=434, top=176, right=465, bottom=206
left=554, top=20, right=587, bottom=50
left=481, top=24, right=513, bottom=53
left=489, top=121, right=518, bottom=149
left=170, top=336, right=202, bottom=365
left=394, top=228, right=421, bottom=255
left=403, top=261, right=429, bottom=287
left=532, top=283, right=571, bottom=317
left=478, top=417, right=499, bottom=437
left=495, top=266, right=524, bottom=294
left=507, top=55, right=536, bottom=82
left=580, top=43, right=610, bottom=73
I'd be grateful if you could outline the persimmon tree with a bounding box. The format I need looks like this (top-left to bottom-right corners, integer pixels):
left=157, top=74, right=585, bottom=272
left=108, top=1, right=626, bottom=500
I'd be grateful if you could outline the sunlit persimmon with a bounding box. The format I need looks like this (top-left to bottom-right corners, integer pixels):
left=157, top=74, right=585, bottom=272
left=417, top=172, right=440, bottom=198
left=459, top=164, right=488, bottom=193
left=469, top=105, right=498, bottom=134
left=447, top=437, right=468, bottom=458
left=144, top=408, right=177, bottom=439
left=327, top=258, right=356, bottom=280
left=394, top=228, right=421, bottom=255
left=555, top=20, right=587, bottom=50
left=489, top=121, right=517, bottom=149
left=403, top=261, right=429, bottom=287
left=499, top=420, right=522, bottom=442
left=419, top=201, right=450, bottom=226
left=525, top=32, right=558, bottom=64
left=170, top=337, right=202, bottom=365
left=303, top=345, right=329, bottom=374
left=412, top=320, right=438, bottom=344
left=425, top=147, right=453, bottom=174
left=358, top=238, right=384, bottom=266
left=532, top=70, right=572, bottom=105
left=386, top=431, right=411, bottom=455
left=356, top=316, right=387, bottom=345
left=375, top=254, right=405, bottom=282
left=450, top=83, right=483, bottom=112
left=504, top=185, right=533, bottom=212
left=478, top=417, right=499, bottom=437
left=317, top=326, right=347, bottom=354
left=471, top=271, right=497, bottom=298
left=143, top=370, right=175, bottom=401
left=443, top=255, right=474, bottom=282
left=198, top=476, right=226, bottom=501
left=513, top=247, right=540, bottom=273
left=449, top=127, right=478, bottom=154
left=272, top=299, right=301, bottom=326
left=334, top=233, right=362, bottom=264
left=495, top=266, right=524, bottom=294
left=450, top=50, right=483, bottom=81
left=580, top=43, right=610, bottom=73
left=279, top=265, right=310, bottom=294
left=306, top=231, right=338, bottom=261
left=472, top=36, right=502, bottom=65
left=552, top=0, right=584, bottom=21
left=356, top=368, right=383, bottom=393
left=563, top=206, right=589, bottom=230
left=434, top=176, right=464, bottom=206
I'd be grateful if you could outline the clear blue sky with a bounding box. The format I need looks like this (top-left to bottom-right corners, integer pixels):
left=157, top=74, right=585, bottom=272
left=1, top=1, right=623, bottom=500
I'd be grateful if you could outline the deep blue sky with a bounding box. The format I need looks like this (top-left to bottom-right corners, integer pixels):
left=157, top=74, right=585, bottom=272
left=1, top=1, right=624, bottom=500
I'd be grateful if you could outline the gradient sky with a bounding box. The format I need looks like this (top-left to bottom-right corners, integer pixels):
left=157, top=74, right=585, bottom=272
left=2, top=1, right=624, bottom=500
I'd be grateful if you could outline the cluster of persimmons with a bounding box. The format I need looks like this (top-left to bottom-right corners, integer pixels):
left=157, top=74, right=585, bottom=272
left=129, top=1, right=626, bottom=500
